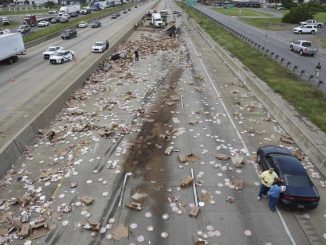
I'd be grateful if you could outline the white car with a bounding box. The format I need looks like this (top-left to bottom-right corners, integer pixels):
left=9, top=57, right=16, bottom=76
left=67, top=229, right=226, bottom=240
left=49, top=50, right=74, bottom=64
left=78, top=21, right=88, bottom=28
left=43, top=46, right=64, bottom=59
left=293, top=25, right=318, bottom=34
left=37, top=20, right=50, bottom=27
left=91, top=41, right=109, bottom=53
left=61, top=14, right=70, bottom=19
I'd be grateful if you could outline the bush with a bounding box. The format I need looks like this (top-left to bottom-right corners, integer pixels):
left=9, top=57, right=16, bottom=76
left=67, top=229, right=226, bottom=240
left=283, top=4, right=313, bottom=23
left=281, top=0, right=297, bottom=9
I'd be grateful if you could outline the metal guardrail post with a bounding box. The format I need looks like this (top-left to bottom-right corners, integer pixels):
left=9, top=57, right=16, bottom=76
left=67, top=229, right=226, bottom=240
left=308, top=75, right=314, bottom=81
left=286, top=61, right=291, bottom=67
left=300, top=70, right=305, bottom=76
left=293, top=65, right=298, bottom=71
left=280, top=58, right=284, bottom=64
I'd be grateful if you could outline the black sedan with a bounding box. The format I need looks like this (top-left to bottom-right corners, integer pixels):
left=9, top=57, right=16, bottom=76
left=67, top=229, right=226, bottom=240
left=257, top=145, right=319, bottom=210
left=91, top=20, right=101, bottom=28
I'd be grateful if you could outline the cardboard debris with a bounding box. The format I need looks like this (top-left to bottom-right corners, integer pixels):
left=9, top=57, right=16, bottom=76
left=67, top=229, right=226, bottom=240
left=0, top=227, right=8, bottom=236
left=113, top=224, right=128, bottom=240
left=131, top=192, right=148, bottom=202
left=81, top=220, right=100, bottom=232
left=200, top=193, right=214, bottom=203
left=31, top=222, right=48, bottom=240
left=189, top=119, right=199, bottom=126
left=70, top=182, right=78, bottom=188
left=186, top=153, right=200, bottom=162
left=216, top=154, right=230, bottom=160
left=280, top=135, right=294, bottom=144
left=20, top=224, right=30, bottom=238
left=233, top=179, right=244, bottom=190
left=39, top=169, right=55, bottom=179
left=164, top=146, right=173, bottom=155
left=293, top=149, right=304, bottom=161
left=0, top=212, right=13, bottom=223
left=126, top=202, right=142, bottom=211
left=180, top=176, right=193, bottom=188
left=178, top=154, right=186, bottom=163
left=80, top=196, right=94, bottom=206
left=189, top=206, right=200, bottom=217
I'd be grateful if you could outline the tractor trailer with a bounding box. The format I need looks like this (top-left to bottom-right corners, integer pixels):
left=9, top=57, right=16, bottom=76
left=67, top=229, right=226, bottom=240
left=0, top=33, right=25, bottom=64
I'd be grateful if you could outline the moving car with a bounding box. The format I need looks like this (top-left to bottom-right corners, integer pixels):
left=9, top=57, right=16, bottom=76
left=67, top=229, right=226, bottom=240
left=48, top=9, right=57, bottom=14
left=257, top=145, right=320, bottom=210
left=78, top=21, right=88, bottom=28
left=293, top=25, right=318, bottom=34
left=60, top=17, right=69, bottom=23
left=51, top=17, right=60, bottom=23
left=299, top=19, right=324, bottom=28
left=80, top=8, right=91, bottom=15
left=123, top=9, right=128, bottom=14
left=290, top=40, right=318, bottom=56
left=49, top=50, right=74, bottom=64
left=91, top=41, right=109, bottom=53
left=70, top=12, right=79, bottom=18
left=91, top=20, right=101, bottom=28
left=61, top=13, right=70, bottom=20
left=111, top=13, right=117, bottom=19
left=61, top=29, right=77, bottom=39
left=43, top=46, right=64, bottom=59
left=37, top=20, right=50, bottom=27
left=17, top=25, right=31, bottom=34
left=1, top=17, right=10, bottom=25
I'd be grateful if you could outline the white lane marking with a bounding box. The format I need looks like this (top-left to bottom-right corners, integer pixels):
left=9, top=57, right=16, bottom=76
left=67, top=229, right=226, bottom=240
left=185, top=25, right=296, bottom=245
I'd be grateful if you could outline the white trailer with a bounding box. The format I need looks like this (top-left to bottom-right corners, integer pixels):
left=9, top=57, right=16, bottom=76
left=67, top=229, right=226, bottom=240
left=0, top=33, right=25, bottom=64
left=59, top=4, right=81, bottom=16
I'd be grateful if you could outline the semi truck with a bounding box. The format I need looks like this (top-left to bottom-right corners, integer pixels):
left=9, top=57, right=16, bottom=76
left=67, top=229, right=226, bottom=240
left=151, top=13, right=163, bottom=28
left=23, top=15, right=37, bottom=27
left=58, top=4, right=81, bottom=16
left=0, top=33, right=25, bottom=64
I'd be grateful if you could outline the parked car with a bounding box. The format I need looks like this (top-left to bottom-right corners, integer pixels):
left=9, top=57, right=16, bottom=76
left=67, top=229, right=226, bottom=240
left=91, top=20, right=101, bottom=28
left=61, top=29, right=77, bottom=39
left=37, top=20, right=50, bottom=27
left=17, top=25, right=31, bottom=34
left=290, top=40, right=318, bottom=56
left=111, top=13, right=117, bottom=19
left=293, top=25, right=318, bottom=34
left=43, top=46, right=64, bottom=59
left=49, top=50, right=74, bottom=64
left=48, top=9, right=57, bottom=14
left=91, top=40, right=109, bottom=53
left=299, top=19, right=324, bottom=28
left=78, top=21, right=88, bottom=28
left=257, top=145, right=320, bottom=210
left=1, top=17, right=10, bottom=25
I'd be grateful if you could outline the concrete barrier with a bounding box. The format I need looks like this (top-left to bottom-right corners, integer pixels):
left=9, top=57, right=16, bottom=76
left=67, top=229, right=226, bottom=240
left=191, top=20, right=326, bottom=177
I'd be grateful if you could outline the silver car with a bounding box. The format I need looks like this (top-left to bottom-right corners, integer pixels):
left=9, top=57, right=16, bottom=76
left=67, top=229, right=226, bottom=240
left=290, top=40, right=318, bottom=56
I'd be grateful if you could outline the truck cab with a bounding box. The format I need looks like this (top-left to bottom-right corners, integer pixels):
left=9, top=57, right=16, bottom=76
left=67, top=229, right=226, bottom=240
left=152, top=13, right=163, bottom=28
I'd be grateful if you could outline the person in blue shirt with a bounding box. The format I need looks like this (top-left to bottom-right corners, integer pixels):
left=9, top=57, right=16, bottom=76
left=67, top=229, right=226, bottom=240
left=268, top=184, right=286, bottom=211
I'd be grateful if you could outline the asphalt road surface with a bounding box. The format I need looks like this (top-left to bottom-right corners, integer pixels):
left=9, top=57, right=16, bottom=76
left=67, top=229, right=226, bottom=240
left=0, top=0, right=325, bottom=244
left=194, top=4, right=326, bottom=93
left=0, top=1, right=156, bottom=147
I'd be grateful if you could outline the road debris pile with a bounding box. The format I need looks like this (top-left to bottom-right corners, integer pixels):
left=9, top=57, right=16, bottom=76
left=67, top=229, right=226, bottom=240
left=0, top=33, right=186, bottom=244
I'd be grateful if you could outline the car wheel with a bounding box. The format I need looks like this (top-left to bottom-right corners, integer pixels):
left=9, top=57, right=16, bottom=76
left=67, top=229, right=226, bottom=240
left=299, top=50, right=303, bottom=56
left=311, top=30, right=315, bottom=34
left=290, top=45, right=293, bottom=51
left=299, top=30, right=302, bottom=34
left=61, top=59, right=64, bottom=64
left=256, top=153, right=261, bottom=164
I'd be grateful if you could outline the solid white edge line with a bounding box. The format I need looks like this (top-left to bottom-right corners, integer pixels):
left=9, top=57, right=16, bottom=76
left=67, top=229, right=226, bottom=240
left=185, top=25, right=296, bottom=245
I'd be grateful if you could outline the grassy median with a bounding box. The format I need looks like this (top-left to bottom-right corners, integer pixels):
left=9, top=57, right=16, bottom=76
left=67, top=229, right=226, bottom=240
left=180, top=3, right=326, bottom=132
left=22, top=4, right=133, bottom=43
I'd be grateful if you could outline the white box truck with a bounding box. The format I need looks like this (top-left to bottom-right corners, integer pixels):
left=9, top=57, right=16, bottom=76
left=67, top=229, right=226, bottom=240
left=0, top=33, right=25, bottom=64
left=151, top=13, right=163, bottom=28
left=59, top=4, right=81, bottom=16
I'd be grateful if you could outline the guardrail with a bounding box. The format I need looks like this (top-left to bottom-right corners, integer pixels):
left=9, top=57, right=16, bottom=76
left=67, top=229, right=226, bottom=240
left=199, top=11, right=326, bottom=94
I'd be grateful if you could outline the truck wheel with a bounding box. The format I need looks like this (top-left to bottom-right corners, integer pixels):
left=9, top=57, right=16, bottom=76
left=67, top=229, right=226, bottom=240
left=290, top=45, right=293, bottom=51
left=311, top=30, right=315, bottom=34
left=13, top=56, right=18, bottom=63
left=299, top=50, right=303, bottom=56
left=7, top=57, right=13, bottom=64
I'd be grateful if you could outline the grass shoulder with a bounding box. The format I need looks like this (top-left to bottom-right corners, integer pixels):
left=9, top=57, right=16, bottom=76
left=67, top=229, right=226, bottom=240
left=214, top=7, right=272, bottom=17
left=180, top=3, right=326, bottom=132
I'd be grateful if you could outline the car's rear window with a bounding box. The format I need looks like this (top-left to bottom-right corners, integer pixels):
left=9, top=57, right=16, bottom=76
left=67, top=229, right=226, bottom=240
left=284, top=174, right=311, bottom=187
left=302, top=42, right=311, bottom=47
